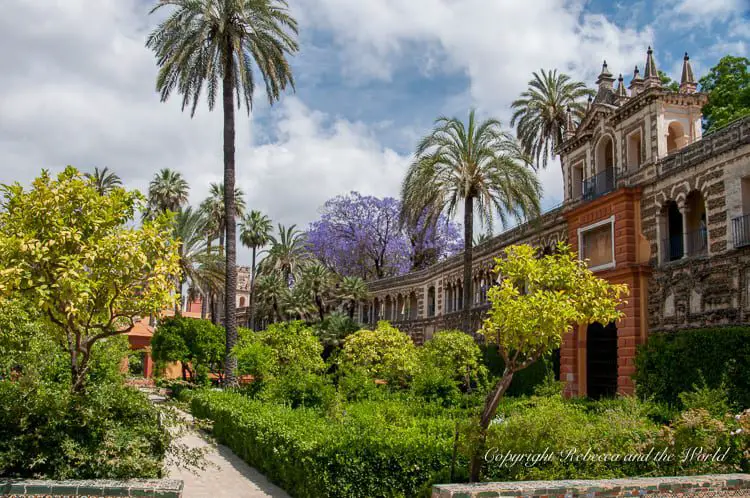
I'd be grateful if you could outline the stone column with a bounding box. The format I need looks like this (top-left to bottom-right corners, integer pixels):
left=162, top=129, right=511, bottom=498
left=680, top=204, right=690, bottom=258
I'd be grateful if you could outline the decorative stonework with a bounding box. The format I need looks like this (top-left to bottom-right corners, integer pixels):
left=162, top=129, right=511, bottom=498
left=0, top=479, right=183, bottom=498
left=432, top=474, right=750, bottom=498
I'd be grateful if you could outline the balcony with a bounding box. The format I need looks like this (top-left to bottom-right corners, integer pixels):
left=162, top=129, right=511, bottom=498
left=733, top=214, right=750, bottom=248
left=661, top=229, right=707, bottom=263
left=582, top=168, right=615, bottom=202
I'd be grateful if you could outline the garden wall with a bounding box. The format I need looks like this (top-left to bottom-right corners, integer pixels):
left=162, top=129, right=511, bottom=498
left=432, top=474, right=750, bottom=497
left=0, top=479, right=183, bottom=497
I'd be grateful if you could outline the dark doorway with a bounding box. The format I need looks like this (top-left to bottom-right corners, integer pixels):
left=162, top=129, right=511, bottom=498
left=586, top=322, right=618, bottom=399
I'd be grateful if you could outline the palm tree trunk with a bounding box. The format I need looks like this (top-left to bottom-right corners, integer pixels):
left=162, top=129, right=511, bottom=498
left=249, top=247, right=257, bottom=330
left=222, top=51, right=238, bottom=387
left=174, top=277, right=182, bottom=316
left=462, top=195, right=474, bottom=332
left=348, top=299, right=355, bottom=320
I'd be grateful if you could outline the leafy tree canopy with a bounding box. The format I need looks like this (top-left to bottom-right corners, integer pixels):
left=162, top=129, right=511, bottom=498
left=151, top=316, right=226, bottom=382
left=421, top=330, right=487, bottom=390
left=699, top=55, right=750, bottom=132
left=0, top=167, right=181, bottom=391
left=341, top=321, right=418, bottom=385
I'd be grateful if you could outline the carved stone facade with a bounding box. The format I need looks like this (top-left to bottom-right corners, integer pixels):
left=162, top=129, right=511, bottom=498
left=362, top=48, right=750, bottom=398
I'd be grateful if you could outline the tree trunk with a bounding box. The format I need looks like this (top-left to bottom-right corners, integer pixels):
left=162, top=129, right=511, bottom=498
left=222, top=51, right=238, bottom=387
left=70, top=346, right=91, bottom=394
left=462, top=195, right=474, bottom=332
left=316, top=294, right=325, bottom=321
left=174, top=277, right=182, bottom=316
left=468, top=370, right=515, bottom=482
left=249, top=247, right=257, bottom=330
left=348, top=299, right=355, bottom=320
left=201, top=293, right=207, bottom=320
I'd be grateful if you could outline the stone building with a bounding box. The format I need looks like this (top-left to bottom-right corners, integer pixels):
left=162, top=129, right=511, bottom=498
left=359, top=48, right=750, bottom=399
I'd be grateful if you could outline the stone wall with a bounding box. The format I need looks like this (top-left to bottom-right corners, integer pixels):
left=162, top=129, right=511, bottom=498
left=0, top=479, right=183, bottom=497
left=432, top=474, right=750, bottom=498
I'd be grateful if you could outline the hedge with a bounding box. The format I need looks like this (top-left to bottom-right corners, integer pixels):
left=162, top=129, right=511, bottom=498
left=634, top=326, right=750, bottom=409
left=191, top=391, right=464, bottom=497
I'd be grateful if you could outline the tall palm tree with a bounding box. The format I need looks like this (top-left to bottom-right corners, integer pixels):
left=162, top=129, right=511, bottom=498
left=401, top=110, right=541, bottom=331
left=85, top=167, right=122, bottom=195
left=173, top=207, right=224, bottom=315
left=299, top=262, right=334, bottom=321
left=239, top=210, right=272, bottom=330
left=147, top=0, right=298, bottom=386
left=510, top=69, right=594, bottom=169
left=337, top=275, right=369, bottom=320
left=145, top=168, right=189, bottom=219
left=200, top=182, right=247, bottom=253
left=266, top=224, right=309, bottom=284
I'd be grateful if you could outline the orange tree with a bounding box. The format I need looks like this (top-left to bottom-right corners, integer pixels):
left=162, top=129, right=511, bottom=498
left=469, top=243, right=627, bottom=481
left=0, top=167, right=180, bottom=392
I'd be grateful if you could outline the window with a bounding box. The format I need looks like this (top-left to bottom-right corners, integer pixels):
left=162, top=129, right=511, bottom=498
left=667, top=121, right=687, bottom=153
left=626, top=130, right=642, bottom=170
left=578, top=217, right=615, bottom=271
left=571, top=161, right=583, bottom=199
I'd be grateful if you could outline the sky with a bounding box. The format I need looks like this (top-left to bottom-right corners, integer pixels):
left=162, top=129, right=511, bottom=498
left=0, top=0, right=748, bottom=262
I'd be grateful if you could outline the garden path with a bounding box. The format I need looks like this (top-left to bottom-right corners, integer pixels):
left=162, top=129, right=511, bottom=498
left=149, top=392, right=290, bottom=498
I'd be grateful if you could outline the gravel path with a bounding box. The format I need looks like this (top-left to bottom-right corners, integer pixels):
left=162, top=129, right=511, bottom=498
left=149, top=392, right=290, bottom=498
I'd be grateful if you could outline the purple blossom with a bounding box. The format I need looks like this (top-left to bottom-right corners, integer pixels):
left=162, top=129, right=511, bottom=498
left=306, top=192, right=462, bottom=279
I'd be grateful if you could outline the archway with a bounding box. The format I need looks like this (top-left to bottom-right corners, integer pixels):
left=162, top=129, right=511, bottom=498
left=427, top=286, right=436, bottom=317
left=685, top=190, right=707, bottom=256
left=409, top=292, right=418, bottom=319
left=595, top=135, right=614, bottom=174
left=586, top=321, right=618, bottom=399
left=384, top=296, right=393, bottom=321
left=396, top=294, right=405, bottom=321
left=667, top=121, right=687, bottom=153
left=662, top=200, right=684, bottom=261
left=373, top=298, right=380, bottom=322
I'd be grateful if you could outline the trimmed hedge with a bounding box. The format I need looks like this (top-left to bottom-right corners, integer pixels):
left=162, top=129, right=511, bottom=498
left=191, top=391, right=464, bottom=497
left=634, top=326, right=750, bottom=409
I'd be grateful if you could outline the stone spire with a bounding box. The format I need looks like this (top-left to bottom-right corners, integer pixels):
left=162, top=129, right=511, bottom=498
left=596, top=60, right=616, bottom=90
left=643, top=46, right=661, bottom=88
left=564, top=106, right=576, bottom=140
left=616, top=73, right=628, bottom=101
left=679, top=52, right=697, bottom=94
left=587, top=94, right=593, bottom=110
left=629, top=65, right=644, bottom=96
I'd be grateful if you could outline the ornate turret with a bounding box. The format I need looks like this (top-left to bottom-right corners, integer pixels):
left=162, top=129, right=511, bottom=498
left=563, top=106, right=576, bottom=140
left=587, top=94, right=593, bottom=110
left=680, top=52, right=697, bottom=94
left=629, top=65, right=644, bottom=96
left=616, top=73, right=629, bottom=102
left=596, top=60, right=616, bottom=90
left=643, top=46, right=661, bottom=88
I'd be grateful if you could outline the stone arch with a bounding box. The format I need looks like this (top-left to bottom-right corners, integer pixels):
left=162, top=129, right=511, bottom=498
left=595, top=134, right=615, bottom=174
left=384, top=295, right=393, bottom=321
left=239, top=296, right=246, bottom=307
left=373, top=297, right=380, bottom=322
left=427, top=286, right=436, bottom=317
left=409, top=291, right=418, bottom=319
left=684, top=190, right=708, bottom=256
left=667, top=121, right=687, bottom=153
left=396, top=293, right=405, bottom=321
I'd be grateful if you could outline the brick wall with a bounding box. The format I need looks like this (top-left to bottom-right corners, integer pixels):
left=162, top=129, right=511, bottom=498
left=0, top=479, right=183, bottom=497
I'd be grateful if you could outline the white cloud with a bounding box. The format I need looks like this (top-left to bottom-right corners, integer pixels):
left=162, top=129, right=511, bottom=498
left=665, top=0, right=746, bottom=27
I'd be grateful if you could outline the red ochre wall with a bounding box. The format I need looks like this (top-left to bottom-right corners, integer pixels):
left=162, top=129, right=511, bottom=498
left=563, top=187, right=651, bottom=397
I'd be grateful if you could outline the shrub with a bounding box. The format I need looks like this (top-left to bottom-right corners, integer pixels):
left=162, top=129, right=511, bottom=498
left=0, top=380, right=168, bottom=479
left=411, top=365, right=461, bottom=407
left=341, top=321, right=418, bottom=386
left=260, top=368, right=336, bottom=409
left=191, top=390, right=461, bottom=498
left=312, top=312, right=359, bottom=360
left=634, top=326, right=750, bottom=409
left=421, top=330, right=486, bottom=390
left=336, top=365, right=384, bottom=402
left=235, top=321, right=324, bottom=379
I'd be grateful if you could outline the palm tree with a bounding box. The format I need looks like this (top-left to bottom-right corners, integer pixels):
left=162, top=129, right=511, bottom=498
left=200, top=182, right=247, bottom=253
left=299, top=262, right=334, bottom=321
left=401, top=110, right=541, bottom=331
left=85, top=167, right=122, bottom=195
left=255, top=272, right=287, bottom=323
left=266, top=224, right=309, bottom=284
left=147, top=0, right=298, bottom=386
left=337, top=276, right=369, bottom=320
left=145, top=168, right=189, bottom=219
left=239, top=210, right=272, bottom=330
left=510, top=69, right=594, bottom=169
left=173, top=207, right=224, bottom=315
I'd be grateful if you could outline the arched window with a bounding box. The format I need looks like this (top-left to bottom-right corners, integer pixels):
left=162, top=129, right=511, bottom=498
left=409, top=292, right=418, bottom=319
left=427, top=286, right=436, bottom=317
left=667, top=121, right=687, bottom=153
left=595, top=135, right=614, bottom=174
left=239, top=296, right=246, bottom=307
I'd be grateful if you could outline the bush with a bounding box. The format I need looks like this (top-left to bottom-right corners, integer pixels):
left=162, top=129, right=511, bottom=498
left=235, top=321, right=324, bottom=379
left=191, top=390, right=462, bottom=498
left=341, top=321, right=418, bottom=386
left=151, top=316, right=225, bottom=383
left=634, top=327, right=750, bottom=409
left=411, top=365, right=461, bottom=407
left=421, top=330, right=487, bottom=391
left=260, top=368, right=336, bottom=409
left=336, top=365, right=384, bottom=402
left=312, top=312, right=359, bottom=360
left=0, top=380, right=168, bottom=479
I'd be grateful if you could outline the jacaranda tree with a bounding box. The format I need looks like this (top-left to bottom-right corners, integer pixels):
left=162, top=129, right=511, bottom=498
left=0, top=167, right=181, bottom=392
left=306, top=191, right=462, bottom=279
